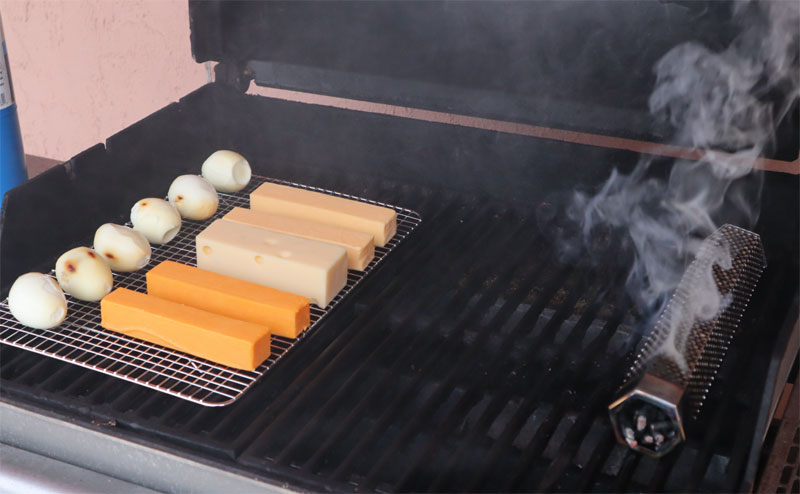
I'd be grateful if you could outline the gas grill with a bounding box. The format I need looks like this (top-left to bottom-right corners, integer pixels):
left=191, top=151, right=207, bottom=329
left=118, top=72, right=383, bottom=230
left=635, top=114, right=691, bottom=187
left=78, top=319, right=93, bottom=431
left=1, top=2, right=798, bottom=492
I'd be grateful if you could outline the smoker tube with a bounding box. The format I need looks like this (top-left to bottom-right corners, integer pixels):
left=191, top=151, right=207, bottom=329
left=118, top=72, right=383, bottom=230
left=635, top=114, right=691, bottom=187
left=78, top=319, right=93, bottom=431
left=609, top=224, right=766, bottom=457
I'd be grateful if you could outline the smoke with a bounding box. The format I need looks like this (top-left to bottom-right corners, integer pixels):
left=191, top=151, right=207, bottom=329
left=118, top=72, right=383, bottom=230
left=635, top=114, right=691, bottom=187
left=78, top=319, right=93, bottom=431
left=572, top=1, right=799, bottom=355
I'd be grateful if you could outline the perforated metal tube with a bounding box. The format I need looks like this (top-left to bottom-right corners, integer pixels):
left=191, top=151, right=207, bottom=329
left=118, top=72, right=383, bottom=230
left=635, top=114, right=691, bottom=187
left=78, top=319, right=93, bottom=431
left=609, top=224, right=766, bottom=456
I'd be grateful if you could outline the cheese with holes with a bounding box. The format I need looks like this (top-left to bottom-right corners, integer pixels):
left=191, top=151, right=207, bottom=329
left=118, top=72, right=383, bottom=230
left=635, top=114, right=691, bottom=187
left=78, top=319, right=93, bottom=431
left=146, top=260, right=310, bottom=338
left=223, top=207, right=375, bottom=270
left=250, top=182, right=397, bottom=247
left=100, top=288, right=271, bottom=371
left=196, top=219, right=348, bottom=307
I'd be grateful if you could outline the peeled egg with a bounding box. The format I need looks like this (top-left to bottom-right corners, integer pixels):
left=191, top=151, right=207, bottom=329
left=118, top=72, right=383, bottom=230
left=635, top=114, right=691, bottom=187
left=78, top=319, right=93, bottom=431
left=94, top=223, right=151, bottom=272
left=130, top=198, right=182, bottom=244
left=201, top=150, right=252, bottom=193
left=55, top=247, right=114, bottom=302
left=168, top=175, right=219, bottom=220
left=8, top=273, right=68, bottom=329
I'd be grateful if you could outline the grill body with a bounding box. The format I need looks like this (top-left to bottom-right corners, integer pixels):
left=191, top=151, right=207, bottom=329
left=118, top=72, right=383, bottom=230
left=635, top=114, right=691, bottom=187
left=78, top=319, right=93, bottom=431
left=1, top=83, right=797, bottom=492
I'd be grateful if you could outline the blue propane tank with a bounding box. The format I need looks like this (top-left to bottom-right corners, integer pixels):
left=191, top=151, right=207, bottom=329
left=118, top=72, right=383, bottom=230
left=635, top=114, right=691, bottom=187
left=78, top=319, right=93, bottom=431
left=0, top=11, right=27, bottom=202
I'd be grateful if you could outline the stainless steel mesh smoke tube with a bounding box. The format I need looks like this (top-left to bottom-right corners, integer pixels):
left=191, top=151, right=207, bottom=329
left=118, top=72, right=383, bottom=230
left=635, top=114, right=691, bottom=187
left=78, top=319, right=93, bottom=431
left=608, top=224, right=766, bottom=457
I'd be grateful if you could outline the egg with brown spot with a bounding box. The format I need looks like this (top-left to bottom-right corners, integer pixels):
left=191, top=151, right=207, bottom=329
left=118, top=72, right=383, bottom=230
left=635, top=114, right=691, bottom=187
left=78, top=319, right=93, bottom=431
left=130, top=198, right=182, bottom=244
left=94, top=223, right=151, bottom=272
left=168, top=175, right=218, bottom=220
left=55, top=247, right=113, bottom=302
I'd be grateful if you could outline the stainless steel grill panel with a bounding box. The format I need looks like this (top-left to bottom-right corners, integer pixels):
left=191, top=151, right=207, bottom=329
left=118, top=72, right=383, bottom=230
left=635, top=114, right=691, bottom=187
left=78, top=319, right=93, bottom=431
left=0, top=176, right=421, bottom=407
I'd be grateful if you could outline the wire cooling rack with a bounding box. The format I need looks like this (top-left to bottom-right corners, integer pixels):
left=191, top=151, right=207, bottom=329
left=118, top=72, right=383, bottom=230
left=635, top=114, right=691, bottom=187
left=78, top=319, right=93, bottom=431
left=0, top=176, right=421, bottom=406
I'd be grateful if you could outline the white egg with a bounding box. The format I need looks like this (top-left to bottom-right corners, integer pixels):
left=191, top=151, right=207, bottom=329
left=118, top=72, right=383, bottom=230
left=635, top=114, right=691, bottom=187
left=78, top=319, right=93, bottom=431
left=201, top=150, right=252, bottom=193
left=93, top=223, right=151, bottom=272
left=8, top=273, right=68, bottom=329
left=130, top=198, right=182, bottom=244
left=55, top=247, right=114, bottom=302
left=168, top=175, right=219, bottom=220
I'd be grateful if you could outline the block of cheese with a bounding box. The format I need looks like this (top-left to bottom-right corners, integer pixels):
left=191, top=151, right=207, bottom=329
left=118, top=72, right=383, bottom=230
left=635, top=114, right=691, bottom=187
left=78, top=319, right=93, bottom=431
left=223, top=207, right=375, bottom=270
left=250, top=182, right=397, bottom=247
left=147, top=260, right=310, bottom=338
left=196, top=219, right=348, bottom=307
left=100, top=288, right=271, bottom=371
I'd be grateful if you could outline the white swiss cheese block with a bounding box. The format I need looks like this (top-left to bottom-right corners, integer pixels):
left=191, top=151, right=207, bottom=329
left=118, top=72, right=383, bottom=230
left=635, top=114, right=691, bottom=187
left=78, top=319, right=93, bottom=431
left=196, top=219, right=348, bottom=308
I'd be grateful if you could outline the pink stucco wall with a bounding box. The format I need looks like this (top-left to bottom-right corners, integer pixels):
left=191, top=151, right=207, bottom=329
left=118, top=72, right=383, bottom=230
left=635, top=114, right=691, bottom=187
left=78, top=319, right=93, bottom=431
left=0, top=0, right=208, bottom=161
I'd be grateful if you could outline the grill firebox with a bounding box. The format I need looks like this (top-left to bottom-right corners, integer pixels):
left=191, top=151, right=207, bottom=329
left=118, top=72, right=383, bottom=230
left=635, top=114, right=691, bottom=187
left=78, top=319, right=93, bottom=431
left=2, top=96, right=796, bottom=491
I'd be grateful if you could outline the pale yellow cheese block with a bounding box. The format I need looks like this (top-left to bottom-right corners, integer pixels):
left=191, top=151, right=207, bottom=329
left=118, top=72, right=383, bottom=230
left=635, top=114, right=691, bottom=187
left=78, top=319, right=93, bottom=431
left=223, top=207, right=375, bottom=270
left=249, top=182, right=397, bottom=247
left=196, top=219, right=348, bottom=307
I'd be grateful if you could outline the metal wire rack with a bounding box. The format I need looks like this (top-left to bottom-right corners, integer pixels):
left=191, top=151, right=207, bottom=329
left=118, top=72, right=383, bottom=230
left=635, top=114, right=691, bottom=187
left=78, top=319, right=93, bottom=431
left=0, top=176, right=421, bottom=406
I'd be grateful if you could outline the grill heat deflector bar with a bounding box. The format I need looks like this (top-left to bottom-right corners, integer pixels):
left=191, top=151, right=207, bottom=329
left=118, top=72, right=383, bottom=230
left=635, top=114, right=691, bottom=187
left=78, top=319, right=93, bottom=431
left=0, top=176, right=422, bottom=407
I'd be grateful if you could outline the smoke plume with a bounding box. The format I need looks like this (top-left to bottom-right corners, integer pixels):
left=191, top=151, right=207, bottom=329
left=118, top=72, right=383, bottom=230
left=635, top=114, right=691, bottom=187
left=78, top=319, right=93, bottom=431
left=572, top=1, right=799, bottom=365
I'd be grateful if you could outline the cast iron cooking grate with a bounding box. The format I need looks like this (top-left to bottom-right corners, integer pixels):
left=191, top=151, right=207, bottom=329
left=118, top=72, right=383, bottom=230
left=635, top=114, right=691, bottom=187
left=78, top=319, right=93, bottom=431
left=0, top=183, right=789, bottom=492
left=0, top=176, right=421, bottom=406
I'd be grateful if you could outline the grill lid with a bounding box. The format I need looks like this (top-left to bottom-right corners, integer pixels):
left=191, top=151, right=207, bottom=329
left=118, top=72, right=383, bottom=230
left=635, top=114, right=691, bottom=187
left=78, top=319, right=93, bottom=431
left=188, top=0, right=741, bottom=142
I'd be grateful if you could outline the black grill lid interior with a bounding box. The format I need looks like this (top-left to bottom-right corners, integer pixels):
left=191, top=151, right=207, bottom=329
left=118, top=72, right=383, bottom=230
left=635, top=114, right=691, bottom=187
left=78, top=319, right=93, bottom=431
left=188, top=0, right=744, bottom=143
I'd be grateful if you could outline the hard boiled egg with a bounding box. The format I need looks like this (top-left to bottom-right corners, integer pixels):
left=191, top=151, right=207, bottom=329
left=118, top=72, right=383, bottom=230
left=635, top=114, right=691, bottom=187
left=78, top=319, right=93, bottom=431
left=55, top=247, right=114, bottom=302
left=201, top=150, right=252, bottom=193
left=168, top=175, right=219, bottom=220
left=94, top=223, right=151, bottom=272
left=130, top=198, right=182, bottom=244
left=8, top=273, right=68, bottom=329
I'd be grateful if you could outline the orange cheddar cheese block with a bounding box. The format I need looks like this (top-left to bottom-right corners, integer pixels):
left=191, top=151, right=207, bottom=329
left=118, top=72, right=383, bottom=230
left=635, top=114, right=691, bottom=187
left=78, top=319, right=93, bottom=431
left=223, top=207, right=375, bottom=270
left=146, top=260, right=310, bottom=338
left=250, top=182, right=397, bottom=247
left=100, top=288, right=271, bottom=371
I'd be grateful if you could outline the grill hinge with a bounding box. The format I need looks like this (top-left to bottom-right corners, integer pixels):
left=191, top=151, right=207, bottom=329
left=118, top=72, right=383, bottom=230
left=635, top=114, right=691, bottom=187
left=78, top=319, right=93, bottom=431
left=214, top=62, right=254, bottom=93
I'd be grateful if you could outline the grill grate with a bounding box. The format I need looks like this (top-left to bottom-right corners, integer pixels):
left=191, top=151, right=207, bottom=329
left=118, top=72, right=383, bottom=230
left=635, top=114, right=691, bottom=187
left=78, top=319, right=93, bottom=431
left=0, top=177, right=793, bottom=493
left=0, top=176, right=421, bottom=406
